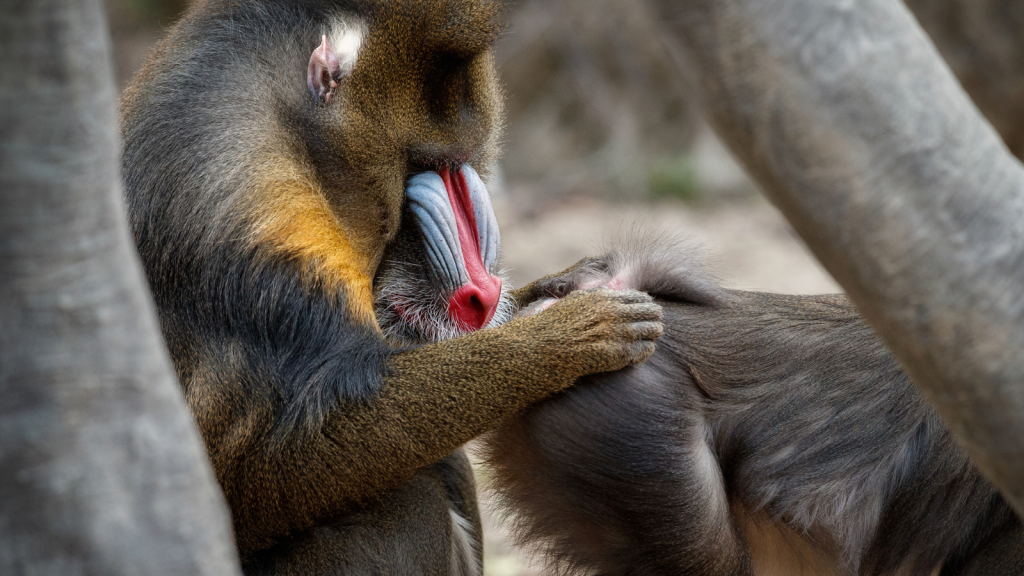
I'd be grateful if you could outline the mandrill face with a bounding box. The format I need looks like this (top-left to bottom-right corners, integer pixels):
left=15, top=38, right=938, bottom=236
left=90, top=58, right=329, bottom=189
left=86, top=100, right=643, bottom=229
left=374, top=163, right=511, bottom=345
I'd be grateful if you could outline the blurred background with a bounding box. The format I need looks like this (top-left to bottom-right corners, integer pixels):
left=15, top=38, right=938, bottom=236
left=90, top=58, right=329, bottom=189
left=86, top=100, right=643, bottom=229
left=102, top=0, right=1024, bottom=573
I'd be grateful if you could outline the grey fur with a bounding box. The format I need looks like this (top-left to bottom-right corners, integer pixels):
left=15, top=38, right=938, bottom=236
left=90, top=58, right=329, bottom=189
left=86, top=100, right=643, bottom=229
left=484, top=236, right=1017, bottom=576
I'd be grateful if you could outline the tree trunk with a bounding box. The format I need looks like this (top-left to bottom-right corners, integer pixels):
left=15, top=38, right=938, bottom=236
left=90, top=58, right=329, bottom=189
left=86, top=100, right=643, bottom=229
left=905, top=0, right=1024, bottom=160
left=0, top=0, right=242, bottom=573
left=650, top=0, right=1024, bottom=517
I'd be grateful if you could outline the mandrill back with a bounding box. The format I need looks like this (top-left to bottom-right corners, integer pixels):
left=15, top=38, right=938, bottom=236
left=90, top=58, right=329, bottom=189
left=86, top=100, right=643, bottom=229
left=121, top=0, right=663, bottom=574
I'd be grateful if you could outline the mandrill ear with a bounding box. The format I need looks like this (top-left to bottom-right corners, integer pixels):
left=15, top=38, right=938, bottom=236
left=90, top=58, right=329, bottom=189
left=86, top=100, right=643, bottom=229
left=307, top=35, right=351, bottom=104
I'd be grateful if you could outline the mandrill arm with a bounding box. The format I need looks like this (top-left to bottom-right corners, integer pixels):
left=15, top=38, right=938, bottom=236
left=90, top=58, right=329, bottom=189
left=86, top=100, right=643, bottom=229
left=189, top=287, right=661, bottom=555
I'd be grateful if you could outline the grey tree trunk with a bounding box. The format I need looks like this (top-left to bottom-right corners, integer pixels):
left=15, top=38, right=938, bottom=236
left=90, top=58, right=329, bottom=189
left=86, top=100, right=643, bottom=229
left=905, top=0, right=1024, bottom=160
left=650, top=0, right=1024, bottom=517
left=0, top=0, right=242, bottom=573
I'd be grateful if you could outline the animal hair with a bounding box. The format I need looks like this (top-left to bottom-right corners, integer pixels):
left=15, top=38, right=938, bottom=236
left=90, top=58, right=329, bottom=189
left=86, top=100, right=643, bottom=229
left=483, top=234, right=1018, bottom=576
left=375, top=259, right=515, bottom=346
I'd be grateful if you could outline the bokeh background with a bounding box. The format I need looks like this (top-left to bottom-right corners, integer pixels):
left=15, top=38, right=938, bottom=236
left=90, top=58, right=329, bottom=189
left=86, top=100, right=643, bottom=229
left=102, top=0, right=1024, bottom=573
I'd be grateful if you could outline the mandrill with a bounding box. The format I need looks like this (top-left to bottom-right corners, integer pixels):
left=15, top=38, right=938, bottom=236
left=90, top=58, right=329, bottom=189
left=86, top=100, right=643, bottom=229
left=119, top=0, right=662, bottom=573
left=484, top=237, right=1022, bottom=576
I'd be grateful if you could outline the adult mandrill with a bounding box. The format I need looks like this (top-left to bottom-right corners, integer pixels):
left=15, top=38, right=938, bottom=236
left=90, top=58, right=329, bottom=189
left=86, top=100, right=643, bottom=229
left=485, top=238, right=1023, bottom=576
left=120, top=0, right=662, bottom=574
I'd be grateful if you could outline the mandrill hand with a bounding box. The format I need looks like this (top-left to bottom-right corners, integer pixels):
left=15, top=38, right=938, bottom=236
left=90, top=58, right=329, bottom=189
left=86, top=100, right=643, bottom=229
left=506, top=287, right=664, bottom=377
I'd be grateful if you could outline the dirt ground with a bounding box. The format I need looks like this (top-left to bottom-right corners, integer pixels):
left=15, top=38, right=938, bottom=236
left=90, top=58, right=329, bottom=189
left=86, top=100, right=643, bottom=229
left=477, top=195, right=841, bottom=575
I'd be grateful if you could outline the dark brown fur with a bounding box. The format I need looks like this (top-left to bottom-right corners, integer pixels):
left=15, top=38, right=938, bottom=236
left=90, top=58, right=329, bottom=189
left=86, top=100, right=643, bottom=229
left=484, top=237, right=1022, bottom=576
left=119, top=1, right=662, bottom=573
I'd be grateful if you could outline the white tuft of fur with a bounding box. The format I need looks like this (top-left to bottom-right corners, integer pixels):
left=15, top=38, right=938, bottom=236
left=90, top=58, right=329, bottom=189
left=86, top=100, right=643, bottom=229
left=449, top=507, right=482, bottom=576
left=326, top=17, right=366, bottom=77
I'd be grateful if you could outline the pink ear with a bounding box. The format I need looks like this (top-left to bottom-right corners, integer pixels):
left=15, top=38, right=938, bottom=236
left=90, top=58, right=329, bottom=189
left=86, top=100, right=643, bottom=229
left=307, top=35, right=343, bottom=104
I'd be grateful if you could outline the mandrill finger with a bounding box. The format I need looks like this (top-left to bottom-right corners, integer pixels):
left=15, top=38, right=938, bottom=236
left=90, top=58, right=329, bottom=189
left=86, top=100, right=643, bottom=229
left=622, top=341, right=657, bottom=365
left=597, top=288, right=654, bottom=305
left=610, top=301, right=664, bottom=324
left=618, top=321, right=664, bottom=342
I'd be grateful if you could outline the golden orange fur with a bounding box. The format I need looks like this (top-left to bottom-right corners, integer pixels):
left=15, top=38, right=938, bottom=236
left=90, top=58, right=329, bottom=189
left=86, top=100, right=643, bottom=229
left=251, top=156, right=377, bottom=327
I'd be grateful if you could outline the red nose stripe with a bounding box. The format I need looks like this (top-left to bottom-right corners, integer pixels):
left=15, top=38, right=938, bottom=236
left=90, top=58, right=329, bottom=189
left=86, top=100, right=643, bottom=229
left=439, top=166, right=502, bottom=331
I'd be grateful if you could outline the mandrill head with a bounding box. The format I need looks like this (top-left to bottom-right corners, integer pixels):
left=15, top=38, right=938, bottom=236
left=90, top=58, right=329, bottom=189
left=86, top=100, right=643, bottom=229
left=287, top=0, right=510, bottom=345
